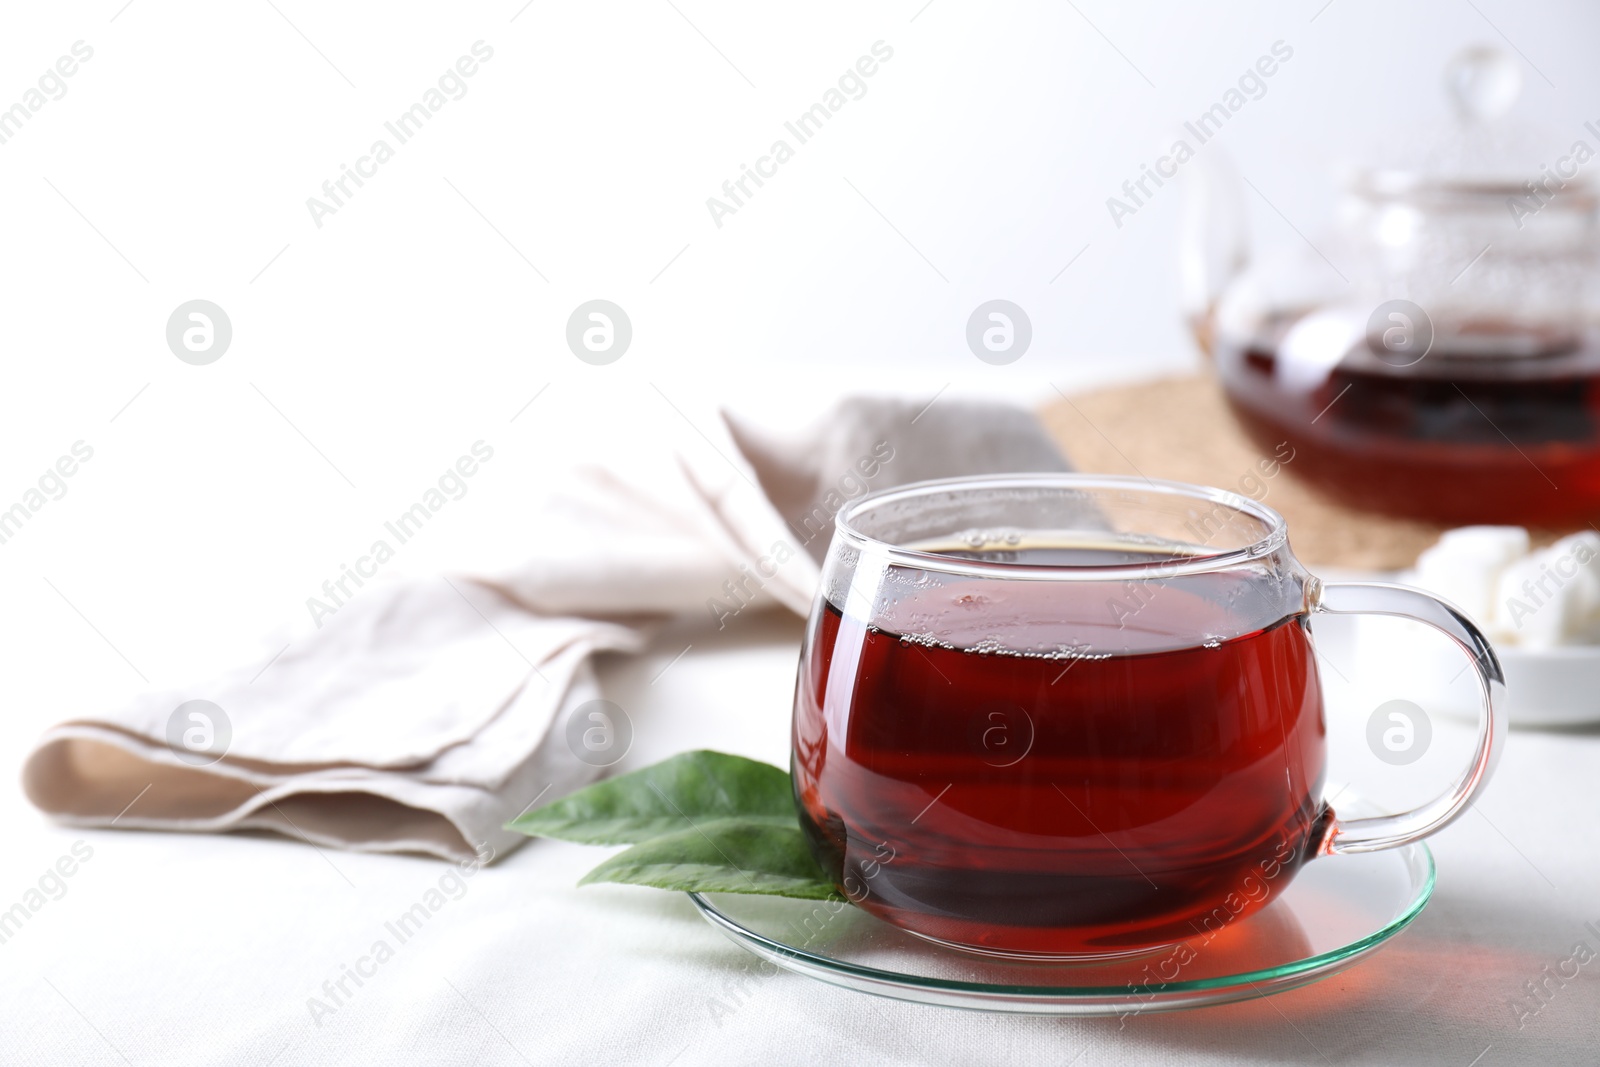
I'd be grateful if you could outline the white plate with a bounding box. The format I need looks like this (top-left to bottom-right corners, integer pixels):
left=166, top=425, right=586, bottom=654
left=1459, top=644, right=1600, bottom=727
left=688, top=801, right=1434, bottom=1016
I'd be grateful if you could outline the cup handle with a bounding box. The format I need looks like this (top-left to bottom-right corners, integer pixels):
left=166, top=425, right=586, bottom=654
left=1313, top=581, right=1508, bottom=855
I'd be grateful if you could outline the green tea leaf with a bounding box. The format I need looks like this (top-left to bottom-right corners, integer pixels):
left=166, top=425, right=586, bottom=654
left=508, top=750, right=797, bottom=845
left=508, top=749, right=842, bottom=900
left=578, top=817, right=843, bottom=900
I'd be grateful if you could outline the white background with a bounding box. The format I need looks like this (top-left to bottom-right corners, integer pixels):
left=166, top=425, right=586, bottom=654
left=3, top=2, right=1599, bottom=1064
left=3, top=0, right=1600, bottom=689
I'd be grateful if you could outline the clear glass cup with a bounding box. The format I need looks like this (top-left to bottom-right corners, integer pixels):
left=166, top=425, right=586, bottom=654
left=791, top=474, right=1505, bottom=957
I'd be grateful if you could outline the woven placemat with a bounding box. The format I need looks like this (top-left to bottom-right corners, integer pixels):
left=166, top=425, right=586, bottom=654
left=1038, top=374, right=1448, bottom=571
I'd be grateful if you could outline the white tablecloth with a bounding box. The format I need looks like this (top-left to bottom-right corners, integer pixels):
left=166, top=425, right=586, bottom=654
left=5, top=608, right=1599, bottom=1066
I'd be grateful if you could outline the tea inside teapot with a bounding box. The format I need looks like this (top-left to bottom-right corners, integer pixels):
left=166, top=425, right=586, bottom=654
left=1196, top=48, right=1600, bottom=524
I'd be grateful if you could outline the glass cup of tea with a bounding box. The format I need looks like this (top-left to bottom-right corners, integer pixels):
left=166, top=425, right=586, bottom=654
left=791, top=474, right=1505, bottom=957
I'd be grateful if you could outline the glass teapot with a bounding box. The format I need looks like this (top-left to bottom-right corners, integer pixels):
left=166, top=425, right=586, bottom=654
left=1186, top=48, right=1600, bottom=525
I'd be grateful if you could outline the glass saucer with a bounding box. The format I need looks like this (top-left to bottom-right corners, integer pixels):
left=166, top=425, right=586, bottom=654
left=688, top=809, right=1434, bottom=1016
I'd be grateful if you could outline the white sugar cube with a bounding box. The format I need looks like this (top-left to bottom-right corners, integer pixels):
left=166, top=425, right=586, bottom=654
left=1491, top=533, right=1600, bottom=647
left=1410, top=525, right=1530, bottom=623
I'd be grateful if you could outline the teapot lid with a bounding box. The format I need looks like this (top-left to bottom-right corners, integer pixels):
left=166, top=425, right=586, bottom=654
left=1348, top=47, right=1593, bottom=204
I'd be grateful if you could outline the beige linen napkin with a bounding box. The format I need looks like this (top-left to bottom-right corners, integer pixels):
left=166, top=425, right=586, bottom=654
left=23, top=396, right=1069, bottom=862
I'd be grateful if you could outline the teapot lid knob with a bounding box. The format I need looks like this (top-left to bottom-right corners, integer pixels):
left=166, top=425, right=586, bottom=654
left=1446, top=46, right=1521, bottom=123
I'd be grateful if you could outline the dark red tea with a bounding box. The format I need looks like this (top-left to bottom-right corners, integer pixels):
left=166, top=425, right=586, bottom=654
left=1215, top=317, right=1600, bottom=525
left=792, top=546, right=1330, bottom=956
